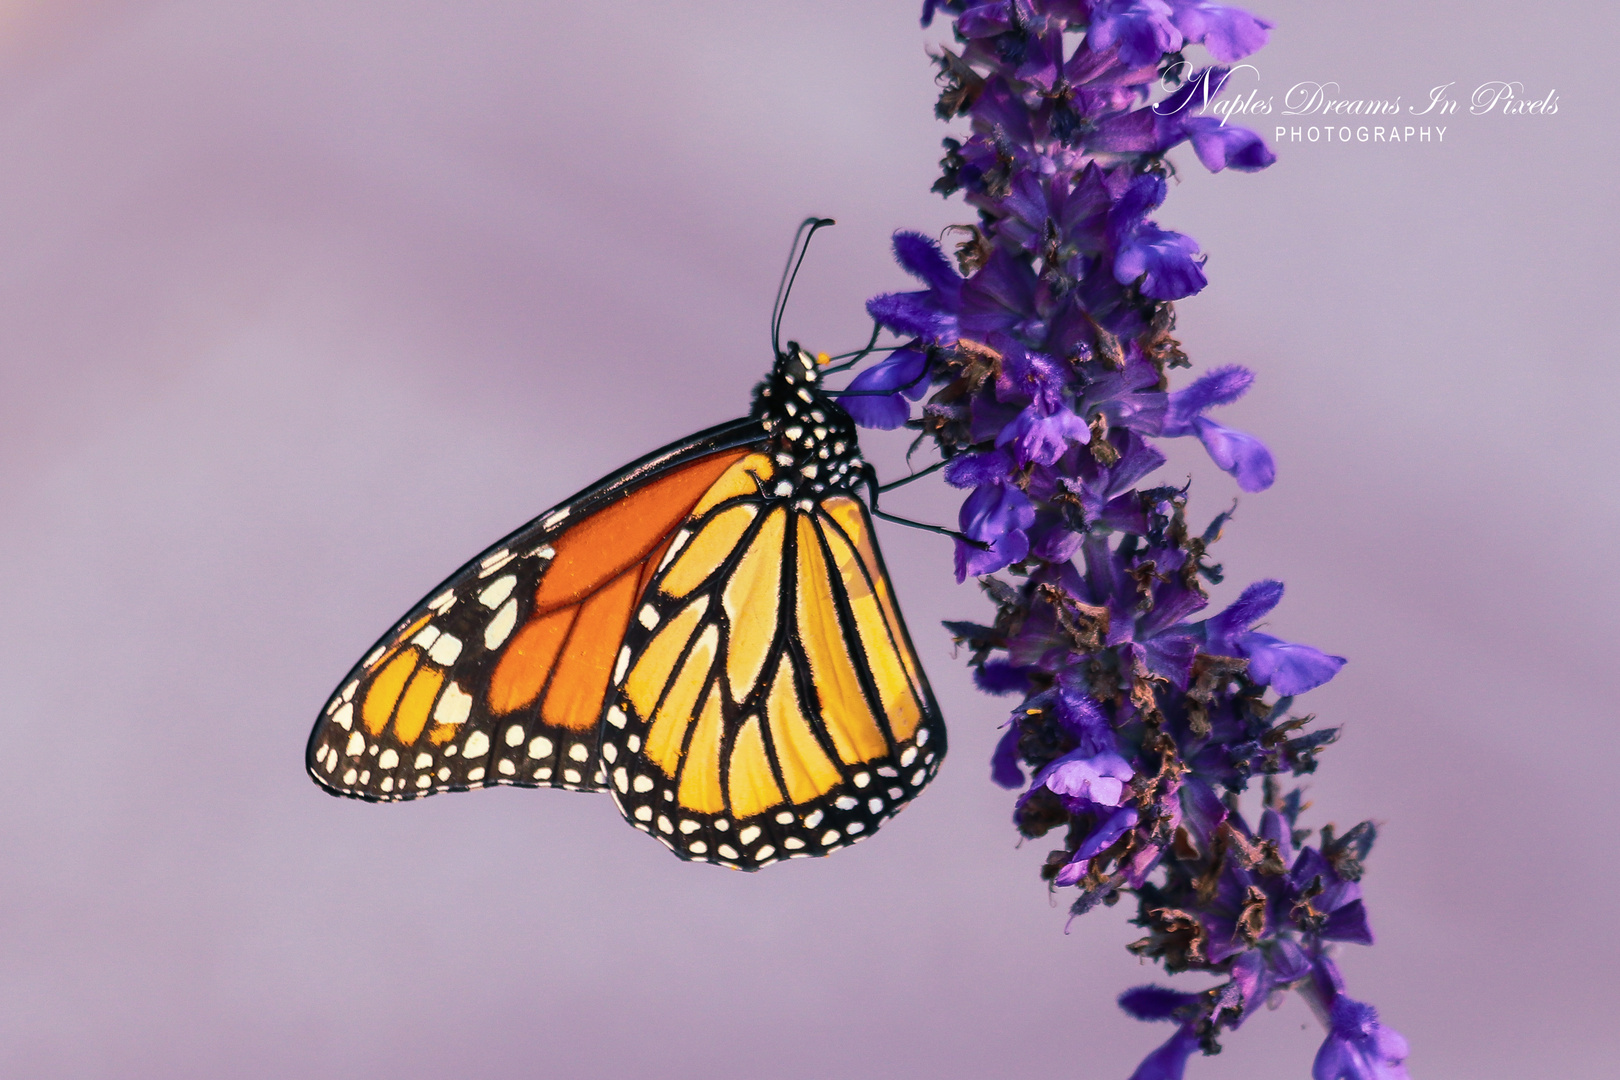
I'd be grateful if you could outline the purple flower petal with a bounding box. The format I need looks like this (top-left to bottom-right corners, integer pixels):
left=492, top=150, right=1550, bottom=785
left=1127, top=1025, right=1201, bottom=1080
left=840, top=348, right=931, bottom=430
left=1169, top=1, right=1273, bottom=63
left=990, top=725, right=1024, bottom=788
left=1115, top=224, right=1208, bottom=300
left=1089, top=0, right=1183, bottom=70
left=960, top=247, right=1040, bottom=343
left=956, top=1, right=1014, bottom=38
left=1077, top=805, right=1140, bottom=855
left=1110, top=173, right=1169, bottom=240
left=1088, top=106, right=1166, bottom=153
left=1269, top=938, right=1312, bottom=983
left=892, top=231, right=964, bottom=298
left=996, top=402, right=1092, bottom=466
left=1054, top=805, right=1140, bottom=885
left=1119, top=986, right=1202, bottom=1022
left=1179, top=775, right=1228, bottom=841
left=1313, top=994, right=1411, bottom=1080
left=944, top=449, right=1015, bottom=489
left=866, top=291, right=957, bottom=344
left=1030, top=520, right=1084, bottom=562
left=954, top=526, right=1030, bottom=580
left=959, top=480, right=1037, bottom=541
left=1184, top=116, right=1277, bottom=172
left=1322, top=899, right=1375, bottom=945
left=838, top=393, right=908, bottom=430
left=975, top=659, right=1029, bottom=695
left=1192, top=415, right=1275, bottom=491
left=1239, top=631, right=1347, bottom=695
left=1036, top=749, right=1134, bottom=806
left=1207, top=578, right=1284, bottom=649
left=1163, top=364, right=1255, bottom=434
left=1053, top=681, right=1114, bottom=751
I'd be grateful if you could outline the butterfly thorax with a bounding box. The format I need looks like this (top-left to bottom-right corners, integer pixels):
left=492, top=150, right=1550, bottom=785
left=750, top=344, right=866, bottom=505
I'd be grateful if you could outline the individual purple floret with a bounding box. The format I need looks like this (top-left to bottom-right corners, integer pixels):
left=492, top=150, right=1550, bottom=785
left=853, top=2, right=1405, bottom=1075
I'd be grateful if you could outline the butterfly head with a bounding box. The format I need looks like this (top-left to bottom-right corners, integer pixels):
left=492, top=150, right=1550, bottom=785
left=751, top=343, right=866, bottom=501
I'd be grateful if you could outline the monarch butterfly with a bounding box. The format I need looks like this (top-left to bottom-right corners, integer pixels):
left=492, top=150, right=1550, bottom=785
left=306, top=221, right=945, bottom=871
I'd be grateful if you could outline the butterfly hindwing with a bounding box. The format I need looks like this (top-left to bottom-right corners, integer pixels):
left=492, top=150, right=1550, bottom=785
left=599, top=452, right=946, bottom=869
left=306, top=421, right=762, bottom=802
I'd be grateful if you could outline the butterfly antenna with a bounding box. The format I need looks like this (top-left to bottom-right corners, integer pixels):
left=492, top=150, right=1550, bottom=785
left=772, top=216, right=836, bottom=357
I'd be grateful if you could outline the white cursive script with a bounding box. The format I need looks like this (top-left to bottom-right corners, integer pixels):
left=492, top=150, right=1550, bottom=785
left=1469, top=81, right=1559, bottom=115
left=1282, top=81, right=1402, bottom=117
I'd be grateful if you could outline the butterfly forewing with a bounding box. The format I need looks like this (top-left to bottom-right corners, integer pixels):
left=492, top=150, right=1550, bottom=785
left=307, top=423, right=761, bottom=803
left=600, top=454, right=946, bottom=870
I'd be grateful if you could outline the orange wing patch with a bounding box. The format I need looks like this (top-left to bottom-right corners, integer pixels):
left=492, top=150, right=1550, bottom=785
left=487, top=607, right=575, bottom=715
left=486, top=450, right=751, bottom=732
left=533, top=452, right=747, bottom=610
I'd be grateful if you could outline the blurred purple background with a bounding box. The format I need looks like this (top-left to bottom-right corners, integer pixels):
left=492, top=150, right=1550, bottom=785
left=0, top=2, right=1613, bottom=1076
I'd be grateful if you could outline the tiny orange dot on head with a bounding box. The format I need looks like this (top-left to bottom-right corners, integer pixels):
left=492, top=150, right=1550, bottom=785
left=816, top=352, right=831, bottom=365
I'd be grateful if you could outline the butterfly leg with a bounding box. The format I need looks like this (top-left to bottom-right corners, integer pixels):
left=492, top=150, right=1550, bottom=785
left=876, top=458, right=947, bottom=494
left=862, top=465, right=989, bottom=549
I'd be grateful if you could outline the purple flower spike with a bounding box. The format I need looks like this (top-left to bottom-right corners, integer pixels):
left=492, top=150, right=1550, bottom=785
left=865, top=5, right=1398, bottom=1074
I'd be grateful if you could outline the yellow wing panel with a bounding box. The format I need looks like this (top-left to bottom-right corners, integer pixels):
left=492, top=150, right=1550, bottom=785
left=795, top=515, right=887, bottom=765
left=818, top=515, right=924, bottom=743
left=765, top=661, right=840, bottom=804
left=644, top=623, right=718, bottom=777
left=662, top=504, right=758, bottom=599
left=721, top=507, right=785, bottom=701
left=393, top=667, right=444, bottom=745
left=689, top=454, right=774, bottom=519
left=677, top=688, right=726, bottom=814
left=821, top=496, right=926, bottom=697
left=727, top=715, right=786, bottom=818
left=625, top=596, right=708, bottom=720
